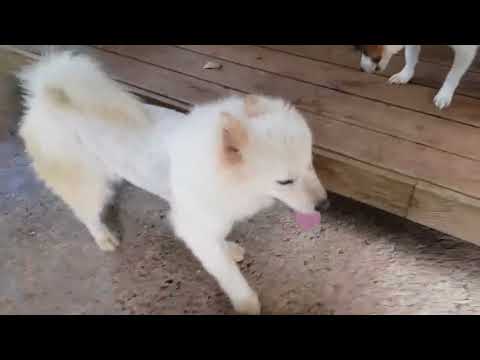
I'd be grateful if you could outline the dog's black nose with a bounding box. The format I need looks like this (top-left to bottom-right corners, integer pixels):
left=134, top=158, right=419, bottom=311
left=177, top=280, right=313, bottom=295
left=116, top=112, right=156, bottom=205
left=315, top=199, right=330, bottom=212
left=360, top=68, right=365, bottom=72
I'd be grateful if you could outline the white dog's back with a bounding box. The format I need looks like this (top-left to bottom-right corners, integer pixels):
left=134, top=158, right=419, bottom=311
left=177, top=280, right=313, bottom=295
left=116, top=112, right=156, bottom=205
left=17, top=51, right=179, bottom=251
left=18, top=51, right=178, bottom=195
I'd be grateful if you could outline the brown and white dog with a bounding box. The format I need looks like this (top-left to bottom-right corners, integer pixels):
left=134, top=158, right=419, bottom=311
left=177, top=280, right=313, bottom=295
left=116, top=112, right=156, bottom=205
left=354, top=45, right=479, bottom=109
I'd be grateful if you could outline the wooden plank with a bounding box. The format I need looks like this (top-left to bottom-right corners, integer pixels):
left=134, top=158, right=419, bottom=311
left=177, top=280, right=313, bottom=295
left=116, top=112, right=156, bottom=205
left=100, top=46, right=480, bottom=158
left=5, top=45, right=192, bottom=113
left=94, top=45, right=480, bottom=199
left=177, top=45, right=480, bottom=157
left=313, top=149, right=415, bottom=216
left=265, top=45, right=480, bottom=73
left=408, top=182, right=480, bottom=246
left=413, top=45, right=480, bottom=73
left=11, top=45, right=238, bottom=108
left=264, top=45, right=480, bottom=103
left=305, top=111, right=480, bottom=199
left=115, top=82, right=191, bottom=113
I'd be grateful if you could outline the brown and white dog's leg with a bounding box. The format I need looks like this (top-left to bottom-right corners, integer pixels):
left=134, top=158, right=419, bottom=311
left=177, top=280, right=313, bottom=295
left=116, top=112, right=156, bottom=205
left=389, top=45, right=421, bottom=84
left=433, top=45, right=477, bottom=109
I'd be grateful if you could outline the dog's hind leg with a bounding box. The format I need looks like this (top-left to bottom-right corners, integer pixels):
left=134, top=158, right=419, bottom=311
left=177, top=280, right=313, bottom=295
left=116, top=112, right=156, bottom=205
left=32, top=158, right=119, bottom=251
left=434, top=45, right=477, bottom=109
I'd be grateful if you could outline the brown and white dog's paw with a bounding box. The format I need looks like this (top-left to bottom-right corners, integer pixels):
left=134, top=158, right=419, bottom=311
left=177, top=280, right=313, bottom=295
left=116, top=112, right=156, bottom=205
left=389, top=69, right=414, bottom=84
left=433, top=88, right=454, bottom=110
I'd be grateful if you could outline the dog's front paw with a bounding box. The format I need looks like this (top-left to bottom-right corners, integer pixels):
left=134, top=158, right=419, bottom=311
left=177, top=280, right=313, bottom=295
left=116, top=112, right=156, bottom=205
left=95, top=231, right=119, bottom=252
left=389, top=69, right=414, bottom=84
left=233, top=292, right=261, bottom=315
left=433, top=88, right=454, bottom=109
left=226, top=242, right=245, bottom=263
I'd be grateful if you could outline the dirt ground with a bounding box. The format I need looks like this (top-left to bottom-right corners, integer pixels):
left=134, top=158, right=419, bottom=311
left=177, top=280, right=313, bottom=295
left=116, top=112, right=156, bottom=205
left=2, top=50, right=480, bottom=315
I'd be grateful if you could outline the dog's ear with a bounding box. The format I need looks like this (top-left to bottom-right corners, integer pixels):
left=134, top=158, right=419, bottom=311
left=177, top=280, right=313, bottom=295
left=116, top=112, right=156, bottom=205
left=221, top=112, right=248, bottom=165
left=245, top=95, right=266, bottom=118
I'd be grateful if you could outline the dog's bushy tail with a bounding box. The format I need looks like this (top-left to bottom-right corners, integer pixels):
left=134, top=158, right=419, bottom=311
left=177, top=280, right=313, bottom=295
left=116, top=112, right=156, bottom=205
left=17, top=50, right=149, bottom=127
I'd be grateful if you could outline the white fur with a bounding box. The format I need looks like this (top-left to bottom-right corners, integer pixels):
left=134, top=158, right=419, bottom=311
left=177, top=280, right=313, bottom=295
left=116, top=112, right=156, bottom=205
left=17, top=51, right=328, bottom=314
left=361, top=45, right=478, bottom=110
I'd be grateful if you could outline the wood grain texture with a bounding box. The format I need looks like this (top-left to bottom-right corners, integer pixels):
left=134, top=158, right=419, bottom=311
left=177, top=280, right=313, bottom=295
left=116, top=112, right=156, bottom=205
left=264, top=45, right=480, bottom=103
left=95, top=45, right=480, bottom=199
left=12, top=45, right=237, bottom=106
left=313, top=149, right=415, bottom=216
left=177, top=45, right=480, bottom=155
left=408, top=182, right=480, bottom=246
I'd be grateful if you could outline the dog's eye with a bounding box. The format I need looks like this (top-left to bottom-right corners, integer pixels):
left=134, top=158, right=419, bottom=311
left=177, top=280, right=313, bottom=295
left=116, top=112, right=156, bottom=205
left=277, top=179, right=294, bottom=185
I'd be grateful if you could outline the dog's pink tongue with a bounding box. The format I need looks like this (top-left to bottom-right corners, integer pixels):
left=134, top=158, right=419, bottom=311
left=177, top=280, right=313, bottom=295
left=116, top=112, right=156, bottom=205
left=295, top=212, right=321, bottom=231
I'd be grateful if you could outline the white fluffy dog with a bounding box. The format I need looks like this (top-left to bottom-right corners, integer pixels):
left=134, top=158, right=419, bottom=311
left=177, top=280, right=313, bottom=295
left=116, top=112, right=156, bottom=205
left=17, top=51, right=329, bottom=314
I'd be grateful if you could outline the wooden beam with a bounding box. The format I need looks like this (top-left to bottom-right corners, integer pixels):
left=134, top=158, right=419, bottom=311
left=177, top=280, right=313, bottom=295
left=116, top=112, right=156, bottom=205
left=408, top=182, right=480, bottom=246
left=313, top=149, right=415, bottom=217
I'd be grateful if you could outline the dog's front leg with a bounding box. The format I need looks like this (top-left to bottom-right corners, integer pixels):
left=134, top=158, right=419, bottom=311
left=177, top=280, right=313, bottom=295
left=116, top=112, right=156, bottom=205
left=434, top=46, right=476, bottom=109
left=389, top=45, right=421, bottom=84
left=181, top=229, right=260, bottom=314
